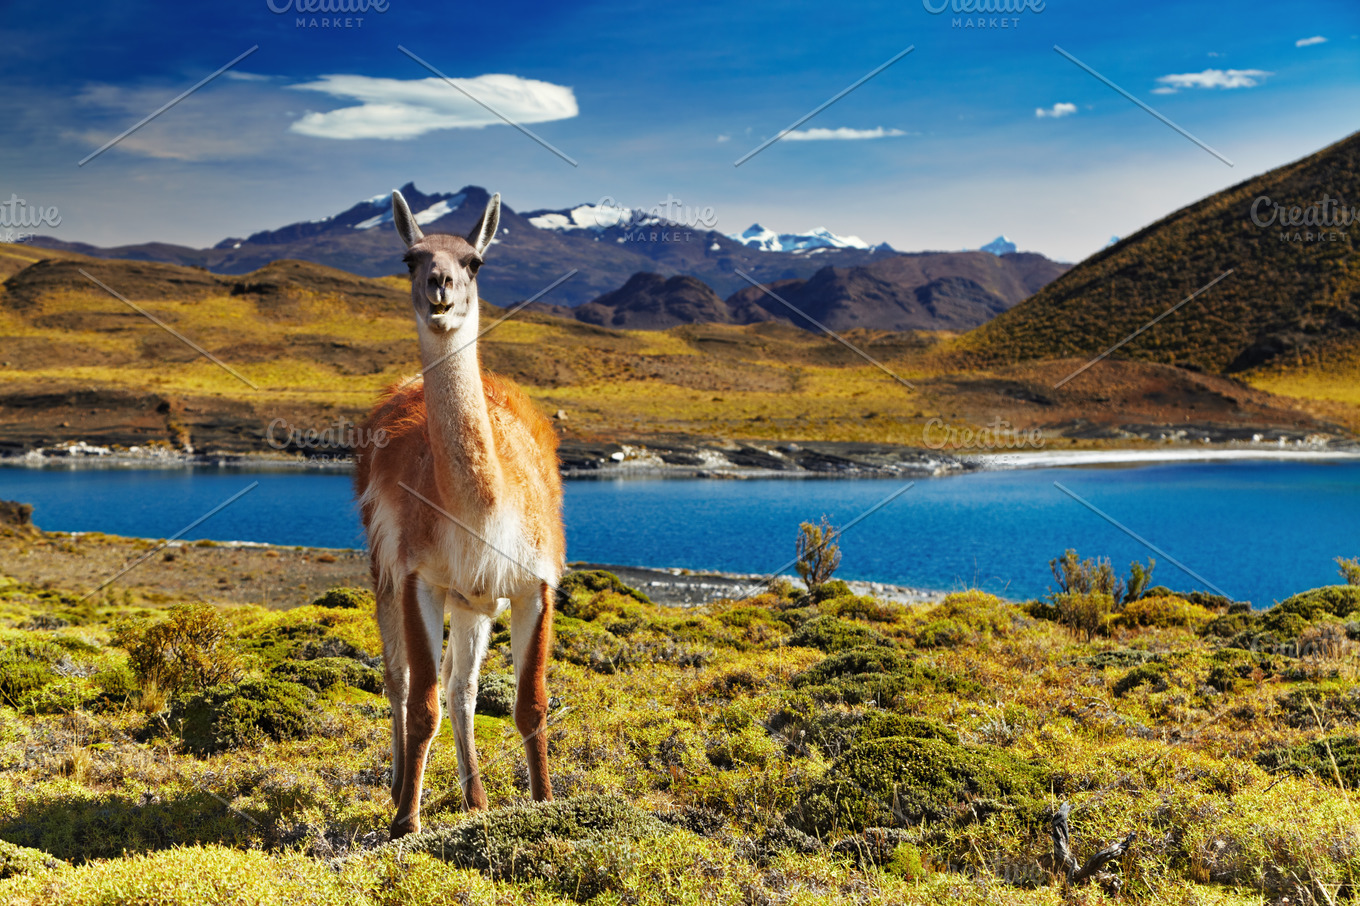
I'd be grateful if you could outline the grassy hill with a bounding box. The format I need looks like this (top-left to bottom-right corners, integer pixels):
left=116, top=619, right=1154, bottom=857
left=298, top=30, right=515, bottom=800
left=0, top=241, right=1348, bottom=454
left=956, top=130, right=1360, bottom=377
left=1, top=519, right=1360, bottom=903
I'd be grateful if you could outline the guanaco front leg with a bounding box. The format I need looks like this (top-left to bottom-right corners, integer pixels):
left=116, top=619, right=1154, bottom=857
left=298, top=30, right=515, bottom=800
left=511, top=581, right=554, bottom=801
left=389, top=577, right=445, bottom=839
left=443, top=601, right=491, bottom=810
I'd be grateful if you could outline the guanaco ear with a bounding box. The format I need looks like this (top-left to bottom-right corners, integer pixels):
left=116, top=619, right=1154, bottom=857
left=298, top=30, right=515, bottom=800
left=467, top=193, right=500, bottom=258
left=392, top=190, right=424, bottom=249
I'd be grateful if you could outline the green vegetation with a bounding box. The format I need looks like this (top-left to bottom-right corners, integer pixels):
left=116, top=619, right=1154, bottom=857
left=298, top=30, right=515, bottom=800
left=795, top=517, right=841, bottom=595
left=3, top=557, right=1360, bottom=904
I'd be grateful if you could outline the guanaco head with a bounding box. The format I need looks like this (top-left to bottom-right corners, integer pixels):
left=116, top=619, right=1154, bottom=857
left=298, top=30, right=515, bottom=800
left=392, top=189, right=500, bottom=334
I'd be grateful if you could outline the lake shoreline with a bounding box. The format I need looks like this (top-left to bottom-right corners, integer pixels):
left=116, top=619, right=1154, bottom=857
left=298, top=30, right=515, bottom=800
left=4, top=437, right=1358, bottom=479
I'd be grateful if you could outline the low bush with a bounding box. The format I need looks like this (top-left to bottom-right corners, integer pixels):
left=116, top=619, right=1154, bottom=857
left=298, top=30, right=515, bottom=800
left=270, top=657, right=382, bottom=694
left=113, top=604, right=243, bottom=694
left=790, top=735, right=1047, bottom=835
left=476, top=671, right=516, bottom=717
left=1113, top=594, right=1214, bottom=629
left=173, top=677, right=316, bottom=754
left=787, top=615, right=891, bottom=652
left=309, top=587, right=373, bottom=610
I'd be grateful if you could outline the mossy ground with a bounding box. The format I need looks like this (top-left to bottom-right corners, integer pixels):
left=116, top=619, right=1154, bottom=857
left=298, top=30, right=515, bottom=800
left=0, top=566, right=1358, bottom=904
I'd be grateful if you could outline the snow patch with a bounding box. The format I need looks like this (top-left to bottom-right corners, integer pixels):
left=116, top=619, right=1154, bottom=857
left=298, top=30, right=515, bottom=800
left=413, top=194, right=464, bottom=225
left=980, top=236, right=1017, bottom=255
left=727, top=223, right=870, bottom=252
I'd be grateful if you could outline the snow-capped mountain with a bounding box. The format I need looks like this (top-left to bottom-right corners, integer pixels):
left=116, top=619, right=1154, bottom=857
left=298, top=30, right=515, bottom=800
left=26, top=184, right=1067, bottom=314
left=728, top=223, right=874, bottom=253
left=980, top=236, right=1017, bottom=255
left=525, top=201, right=635, bottom=232
left=352, top=193, right=466, bottom=231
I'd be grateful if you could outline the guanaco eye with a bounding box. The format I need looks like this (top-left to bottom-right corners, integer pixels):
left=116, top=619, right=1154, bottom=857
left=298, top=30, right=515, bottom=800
left=467, top=259, right=482, bottom=275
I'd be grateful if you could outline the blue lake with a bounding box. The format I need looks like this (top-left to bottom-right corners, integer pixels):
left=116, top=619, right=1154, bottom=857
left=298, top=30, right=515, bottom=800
left=1, top=461, right=1356, bottom=606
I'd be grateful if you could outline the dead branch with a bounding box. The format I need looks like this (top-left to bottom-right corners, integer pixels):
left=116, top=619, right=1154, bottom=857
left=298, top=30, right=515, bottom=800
left=1051, top=801, right=1136, bottom=892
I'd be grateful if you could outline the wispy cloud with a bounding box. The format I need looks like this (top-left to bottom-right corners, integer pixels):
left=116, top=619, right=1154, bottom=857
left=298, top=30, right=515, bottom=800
left=223, top=71, right=272, bottom=82
left=1295, top=35, right=1327, bottom=47
left=1035, top=102, right=1077, bottom=118
left=1153, top=68, right=1272, bottom=94
left=287, top=73, right=578, bottom=140
left=781, top=126, right=908, bottom=141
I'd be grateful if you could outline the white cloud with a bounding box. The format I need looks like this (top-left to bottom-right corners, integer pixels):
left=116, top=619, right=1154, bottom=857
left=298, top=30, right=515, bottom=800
left=223, top=71, right=272, bottom=82
left=1153, top=68, right=1272, bottom=94
left=1035, top=102, right=1077, bottom=119
left=1295, top=35, right=1327, bottom=47
left=782, top=126, right=908, bottom=141
left=286, top=73, right=578, bottom=140
left=716, top=134, right=730, bottom=143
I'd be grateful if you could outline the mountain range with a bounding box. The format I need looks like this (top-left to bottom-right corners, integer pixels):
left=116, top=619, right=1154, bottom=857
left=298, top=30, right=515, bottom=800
left=27, top=186, right=1067, bottom=329
left=528, top=251, right=1068, bottom=332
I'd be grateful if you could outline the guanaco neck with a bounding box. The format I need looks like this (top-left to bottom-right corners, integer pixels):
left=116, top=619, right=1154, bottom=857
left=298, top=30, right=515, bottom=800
left=417, top=307, right=502, bottom=511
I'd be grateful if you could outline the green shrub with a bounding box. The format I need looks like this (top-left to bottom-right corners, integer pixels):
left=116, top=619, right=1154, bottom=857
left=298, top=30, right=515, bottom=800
left=1053, top=591, right=1115, bottom=642
left=387, top=793, right=665, bottom=898
left=787, top=615, right=891, bottom=652
left=790, top=735, right=1046, bottom=835
left=795, top=517, right=842, bottom=595
left=886, top=842, right=928, bottom=880
left=0, top=839, right=66, bottom=879
left=270, top=656, right=382, bottom=694
left=1257, top=736, right=1360, bottom=787
left=1112, top=662, right=1169, bottom=697
left=914, top=618, right=967, bottom=649
left=791, top=646, right=980, bottom=704
left=822, top=593, right=898, bottom=623
left=809, top=579, right=853, bottom=604
left=0, top=653, right=50, bottom=709
left=1050, top=549, right=1123, bottom=599
left=1261, top=610, right=1311, bottom=640
left=1202, top=610, right=1261, bottom=639
left=113, top=603, right=243, bottom=694
left=557, top=570, right=651, bottom=609
left=309, top=587, right=373, bottom=610
left=857, top=712, right=959, bottom=746
left=476, top=671, right=516, bottom=717
left=88, top=662, right=140, bottom=708
left=1114, top=594, right=1214, bottom=629
left=173, top=677, right=315, bottom=754
left=1265, top=586, right=1360, bottom=630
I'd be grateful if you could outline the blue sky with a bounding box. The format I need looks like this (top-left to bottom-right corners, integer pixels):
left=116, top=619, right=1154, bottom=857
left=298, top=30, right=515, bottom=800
left=2, top=0, right=1356, bottom=261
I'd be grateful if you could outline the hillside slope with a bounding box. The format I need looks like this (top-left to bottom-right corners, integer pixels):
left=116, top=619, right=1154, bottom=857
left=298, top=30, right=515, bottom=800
left=958, top=130, right=1360, bottom=373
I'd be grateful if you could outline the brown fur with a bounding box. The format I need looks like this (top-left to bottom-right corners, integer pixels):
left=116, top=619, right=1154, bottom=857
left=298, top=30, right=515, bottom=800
left=354, top=196, right=564, bottom=838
